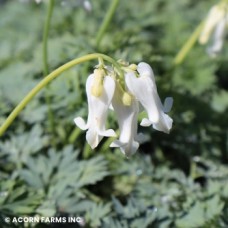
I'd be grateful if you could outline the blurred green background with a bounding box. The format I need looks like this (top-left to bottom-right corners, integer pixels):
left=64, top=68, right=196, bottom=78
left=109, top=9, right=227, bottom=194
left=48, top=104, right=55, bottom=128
left=0, top=0, right=228, bottom=227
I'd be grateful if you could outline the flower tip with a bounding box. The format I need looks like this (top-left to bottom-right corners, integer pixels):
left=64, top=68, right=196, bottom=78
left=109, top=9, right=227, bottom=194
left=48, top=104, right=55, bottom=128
left=100, top=129, right=117, bottom=138
left=86, top=128, right=99, bottom=149
left=83, top=0, right=92, bottom=12
left=153, top=114, right=173, bottom=134
left=137, top=62, right=154, bottom=77
left=138, top=62, right=150, bottom=68
left=136, top=133, right=148, bottom=143
left=140, top=118, right=152, bottom=127
left=74, top=117, right=88, bottom=130
left=110, top=140, right=139, bottom=157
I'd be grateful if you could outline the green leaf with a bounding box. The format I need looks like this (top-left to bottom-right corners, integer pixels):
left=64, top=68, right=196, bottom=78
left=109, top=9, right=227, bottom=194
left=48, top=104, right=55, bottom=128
left=205, top=195, right=224, bottom=221
left=85, top=202, right=111, bottom=227
left=176, top=202, right=205, bottom=228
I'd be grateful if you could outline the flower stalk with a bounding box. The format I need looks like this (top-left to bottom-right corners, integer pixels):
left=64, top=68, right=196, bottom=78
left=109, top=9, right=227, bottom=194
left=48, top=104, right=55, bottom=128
left=174, top=20, right=205, bottom=65
left=43, top=0, right=55, bottom=75
left=43, top=0, right=56, bottom=145
left=95, top=0, right=120, bottom=47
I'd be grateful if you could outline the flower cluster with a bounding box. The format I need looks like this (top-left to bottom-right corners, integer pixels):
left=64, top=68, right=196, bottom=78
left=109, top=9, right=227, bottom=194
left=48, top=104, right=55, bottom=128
left=199, top=2, right=228, bottom=57
left=74, top=61, right=173, bottom=157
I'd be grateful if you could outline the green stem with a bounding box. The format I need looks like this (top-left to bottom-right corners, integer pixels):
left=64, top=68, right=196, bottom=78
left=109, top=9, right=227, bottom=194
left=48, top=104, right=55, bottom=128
left=174, top=20, right=205, bottom=65
left=43, top=0, right=55, bottom=75
left=95, top=0, right=120, bottom=47
left=68, top=128, right=81, bottom=144
left=43, top=0, right=55, bottom=145
left=0, top=53, right=121, bottom=137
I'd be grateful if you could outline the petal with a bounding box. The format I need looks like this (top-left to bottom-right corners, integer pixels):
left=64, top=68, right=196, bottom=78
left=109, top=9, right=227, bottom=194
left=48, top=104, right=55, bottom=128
left=110, top=140, right=139, bottom=158
left=74, top=117, right=88, bottom=130
left=163, top=97, right=173, bottom=113
left=125, top=64, right=173, bottom=134
left=74, top=74, right=94, bottom=130
left=109, top=104, right=114, bottom=110
left=207, top=17, right=226, bottom=57
left=86, top=127, right=99, bottom=149
left=136, top=133, right=148, bottom=144
left=199, top=5, right=225, bottom=44
left=111, top=84, right=139, bottom=156
left=83, top=0, right=92, bottom=12
left=153, top=113, right=173, bottom=134
left=89, top=75, right=115, bottom=133
left=125, top=72, right=159, bottom=123
left=140, top=118, right=152, bottom=127
left=137, top=62, right=156, bottom=86
left=87, top=75, right=116, bottom=147
left=74, top=74, right=116, bottom=149
left=98, top=129, right=116, bottom=137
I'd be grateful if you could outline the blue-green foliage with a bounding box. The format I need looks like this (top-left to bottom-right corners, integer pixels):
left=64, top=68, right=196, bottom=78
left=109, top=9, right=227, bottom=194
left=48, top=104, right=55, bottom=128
left=0, top=0, right=228, bottom=227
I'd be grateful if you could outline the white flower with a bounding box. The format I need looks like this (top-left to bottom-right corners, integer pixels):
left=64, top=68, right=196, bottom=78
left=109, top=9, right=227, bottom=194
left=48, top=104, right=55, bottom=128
left=125, top=62, right=173, bottom=134
left=199, top=3, right=228, bottom=57
left=83, top=0, right=92, bottom=12
left=74, top=72, right=116, bottom=149
left=199, top=4, right=226, bottom=45
left=74, top=61, right=173, bottom=157
left=110, top=84, right=139, bottom=157
left=207, top=15, right=227, bottom=57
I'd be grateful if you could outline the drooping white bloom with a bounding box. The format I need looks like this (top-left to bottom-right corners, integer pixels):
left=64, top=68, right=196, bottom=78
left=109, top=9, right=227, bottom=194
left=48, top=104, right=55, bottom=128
left=207, top=15, right=227, bottom=57
left=74, top=72, right=116, bottom=149
left=83, top=0, right=92, bottom=12
left=125, top=62, right=173, bottom=134
left=199, top=3, right=228, bottom=57
left=199, top=4, right=226, bottom=45
left=74, top=61, right=173, bottom=157
left=110, top=84, right=139, bottom=157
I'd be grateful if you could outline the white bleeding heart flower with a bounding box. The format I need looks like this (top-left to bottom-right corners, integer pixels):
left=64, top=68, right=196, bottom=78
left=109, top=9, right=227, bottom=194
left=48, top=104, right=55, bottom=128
left=199, top=3, right=228, bottom=57
left=207, top=15, right=228, bottom=57
left=199, top=4, right=226, bottom=45
left=74, top=72, right=116, bottom=149
left=83, top=0, right=92, bottom=11
left=74, top=61, right=173, bottom=157
left=125, top=62, right=173, bottom=134
left=110, top=84, right=139, bottom=157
